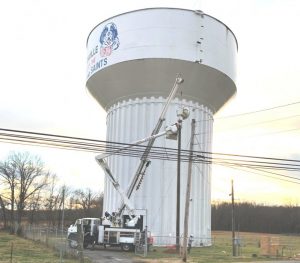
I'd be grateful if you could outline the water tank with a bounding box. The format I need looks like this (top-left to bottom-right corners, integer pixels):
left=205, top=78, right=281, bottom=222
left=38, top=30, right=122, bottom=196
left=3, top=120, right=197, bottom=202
left=86, top=7, right=237, bottom=245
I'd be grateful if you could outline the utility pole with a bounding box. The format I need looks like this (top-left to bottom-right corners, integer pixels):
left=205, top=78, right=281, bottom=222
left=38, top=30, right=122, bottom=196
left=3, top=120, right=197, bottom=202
left=176, top=106, right=190, bottom=253
left=61, top=186, right=65, bottom=234
left=231, top=179, right=236, bottom=257
left=182, top=119, right=195, bottom=262
left=176, top=117, right=182, bottom=253
left=60, top=186, right=65, bottom=263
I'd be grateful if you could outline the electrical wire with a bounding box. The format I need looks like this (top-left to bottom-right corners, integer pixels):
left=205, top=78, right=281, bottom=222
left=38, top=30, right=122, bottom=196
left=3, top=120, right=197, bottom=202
left=0, top=127, right=297, bottom=164
left=216, top=100, right=300, bottom=119
left=1, top=127, right=300, bottom=187
left=214, top=114, right=300, bottom=131
left=217, top=163, right=300, bottom=185
left=1, top=128, right=300, bottom=175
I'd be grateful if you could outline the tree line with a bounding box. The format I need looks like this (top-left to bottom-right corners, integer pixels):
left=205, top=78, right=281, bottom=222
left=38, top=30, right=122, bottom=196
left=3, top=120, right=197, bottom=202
left=2, top=152, right=300, bottom=235
left=0, top=152, right=103, bottom=234
left=212, top=202, right=300, bottom=234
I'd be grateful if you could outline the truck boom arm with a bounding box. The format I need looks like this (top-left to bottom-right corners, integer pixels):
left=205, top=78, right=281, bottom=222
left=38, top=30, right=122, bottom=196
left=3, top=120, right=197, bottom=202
left=95, top=124, right=178, bottom=217
left=121, top=76, right=183, bottom=205
left=96, top=158, right=135, bottom=216
left=95, top=75, right=184, bottom=221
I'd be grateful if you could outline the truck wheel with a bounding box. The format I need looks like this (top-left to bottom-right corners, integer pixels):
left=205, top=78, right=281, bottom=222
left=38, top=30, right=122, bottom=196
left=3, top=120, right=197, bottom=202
left=68, top=239, right=78, bottom=249
left=121, top=243, right=132, bottom=252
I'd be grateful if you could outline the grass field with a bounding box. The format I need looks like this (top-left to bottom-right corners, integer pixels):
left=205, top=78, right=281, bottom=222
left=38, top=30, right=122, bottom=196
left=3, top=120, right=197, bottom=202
left=0, top=231, right=90, bottom=263
left=2, top=230, right=300, bottom=262
left=144, top=231, right=300, bottom=262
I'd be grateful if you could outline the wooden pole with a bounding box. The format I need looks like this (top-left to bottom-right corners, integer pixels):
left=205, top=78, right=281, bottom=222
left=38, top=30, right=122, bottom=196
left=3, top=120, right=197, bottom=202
left=231, top=179, right=236, bottom=257
left=182, top=119, right=196, bottom=262
left=10, top=242, right=13, bottom=263
left=176, top=119, right=182, bottom=252
left=60, top=186, right=65, bottom=263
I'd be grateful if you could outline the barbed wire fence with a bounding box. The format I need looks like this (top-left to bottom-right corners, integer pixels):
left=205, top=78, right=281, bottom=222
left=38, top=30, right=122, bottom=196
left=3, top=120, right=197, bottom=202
left=135, top=233, right=300, bottom=260
left=20, top=225, right=300, bottom=261
left=22, top=225, right=78, bottom=261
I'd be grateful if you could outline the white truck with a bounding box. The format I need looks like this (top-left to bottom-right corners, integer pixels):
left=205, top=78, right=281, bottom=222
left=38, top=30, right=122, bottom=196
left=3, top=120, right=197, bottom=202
left=67, top=217, right=152, bottom=251
left=67, top=76, right=189, bottom=251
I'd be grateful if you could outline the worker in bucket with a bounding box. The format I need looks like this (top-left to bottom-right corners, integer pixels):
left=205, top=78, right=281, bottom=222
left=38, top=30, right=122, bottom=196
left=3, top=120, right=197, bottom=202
left=188, top=234, right=194, bottom=254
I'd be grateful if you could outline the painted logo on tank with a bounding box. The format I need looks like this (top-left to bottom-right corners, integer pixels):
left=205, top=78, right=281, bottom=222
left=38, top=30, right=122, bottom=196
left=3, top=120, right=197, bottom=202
left=86, top=22, right=120, bottom=79
left=99, top=22, right=120, bottom=57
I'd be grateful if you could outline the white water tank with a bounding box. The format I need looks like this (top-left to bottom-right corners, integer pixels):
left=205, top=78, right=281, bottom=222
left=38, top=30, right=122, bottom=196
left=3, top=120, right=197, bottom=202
left=86, top=8, right=237, bottom=245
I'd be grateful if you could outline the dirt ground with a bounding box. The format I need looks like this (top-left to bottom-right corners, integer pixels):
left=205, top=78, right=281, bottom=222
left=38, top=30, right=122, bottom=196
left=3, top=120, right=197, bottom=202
left=84, top=246, right=142, bottom=263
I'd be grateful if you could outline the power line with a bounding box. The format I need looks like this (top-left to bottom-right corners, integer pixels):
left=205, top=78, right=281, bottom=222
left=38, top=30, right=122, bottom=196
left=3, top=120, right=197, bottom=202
left=218, top=163, right=300, bottom=185
left=1, top=127, right=300, bottom=187
left=215, top=126, right=300, bottom=142
left=215, top=114, right=300, bottom=131
left=216, top=100, right=300, bottom=119
left=1, top=128, right=300, bottom=173
left=0, top=127, right=298, bottom=164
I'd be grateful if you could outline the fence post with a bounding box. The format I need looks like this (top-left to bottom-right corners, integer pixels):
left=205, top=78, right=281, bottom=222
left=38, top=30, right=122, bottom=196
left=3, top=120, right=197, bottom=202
left=10, top=242, right=13, bottom=263
left=144, top=226, right=148, bottom=257
left=46, top=228, right=49, bottom=247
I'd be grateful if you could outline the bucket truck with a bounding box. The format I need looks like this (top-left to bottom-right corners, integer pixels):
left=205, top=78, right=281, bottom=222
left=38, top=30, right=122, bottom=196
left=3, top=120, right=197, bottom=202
left=67, top=75, right=189, bottom=251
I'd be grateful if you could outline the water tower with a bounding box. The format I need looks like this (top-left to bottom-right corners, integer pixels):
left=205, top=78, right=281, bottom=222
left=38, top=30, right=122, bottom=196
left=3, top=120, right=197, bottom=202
left=86, top=8, right=237, bottom=245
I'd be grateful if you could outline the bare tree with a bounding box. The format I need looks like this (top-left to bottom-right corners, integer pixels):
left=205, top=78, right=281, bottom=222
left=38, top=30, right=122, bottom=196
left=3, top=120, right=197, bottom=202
left=0, top=152, right=50, bottom=234
left=94, top=192, right=104, bottom=216
left=56, top=185, right=67, bottom=228
left=44, top=174, right=59, bottom=227
left=0, top=154, right=17, bottom=233
left=0, top=193, right=8, bottom=228
left=27, top=188, right=44, bottom=225
left=46, top=184, right=71, bottom=228
left=72, top=188, right=100, bottom=216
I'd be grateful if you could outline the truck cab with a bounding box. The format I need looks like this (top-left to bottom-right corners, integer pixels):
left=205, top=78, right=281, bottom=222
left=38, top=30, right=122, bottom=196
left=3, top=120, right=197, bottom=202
left=67, top=217, right=101, bottom=248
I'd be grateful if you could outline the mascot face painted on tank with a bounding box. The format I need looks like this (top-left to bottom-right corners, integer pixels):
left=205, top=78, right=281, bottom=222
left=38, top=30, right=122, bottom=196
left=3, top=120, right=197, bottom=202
left=99, top=22, right=120, bottom=57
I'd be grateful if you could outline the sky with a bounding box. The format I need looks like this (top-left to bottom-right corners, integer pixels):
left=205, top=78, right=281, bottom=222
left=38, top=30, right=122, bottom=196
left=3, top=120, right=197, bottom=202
left=0, top=0, right=300, bottom=205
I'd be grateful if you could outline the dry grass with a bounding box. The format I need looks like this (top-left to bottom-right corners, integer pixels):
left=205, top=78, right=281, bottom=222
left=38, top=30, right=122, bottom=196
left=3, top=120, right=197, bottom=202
left=3, top=230, right=300, bottom=263
left=0, top=231, right=90, bottom=263
left=142, top=231, right=300, bottom=263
